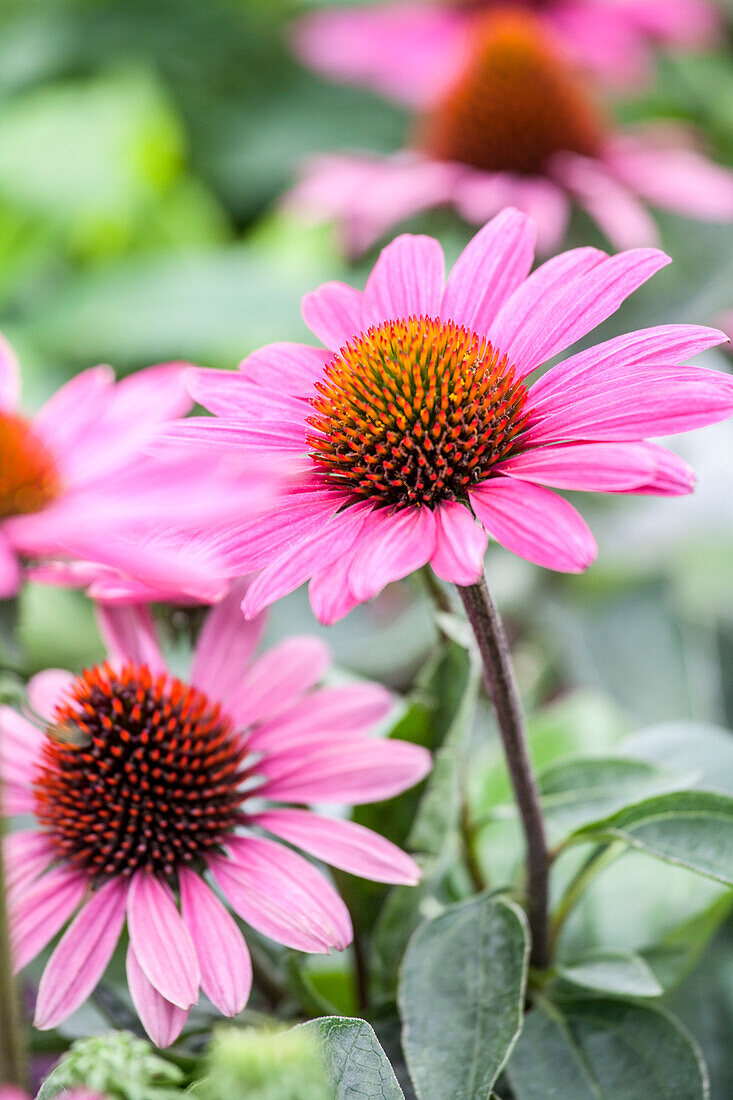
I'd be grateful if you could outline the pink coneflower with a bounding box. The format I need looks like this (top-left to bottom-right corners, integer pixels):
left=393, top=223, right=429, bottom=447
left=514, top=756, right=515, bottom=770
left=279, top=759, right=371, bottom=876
left=0, top=338, right=270, bottom=604
left=155, top=208, right=733, bottom=623
left=1, top=585, right=429, bottom=1047
left=288, top=10, right=733, bottom=255
left=295, top=0, right=720, bottom=97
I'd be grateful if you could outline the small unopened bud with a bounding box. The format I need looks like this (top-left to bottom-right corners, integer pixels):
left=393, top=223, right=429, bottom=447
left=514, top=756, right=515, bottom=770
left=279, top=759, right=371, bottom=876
left=193, top=1025, right=331, bottom=1100
left=36, top=1031, right=183, bottom=1100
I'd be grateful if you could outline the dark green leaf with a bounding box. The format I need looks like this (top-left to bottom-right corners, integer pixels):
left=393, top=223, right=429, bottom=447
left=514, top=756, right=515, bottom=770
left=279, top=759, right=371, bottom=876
left=508, top=999, right=708, bottom=1099
left=399, top=893, right=528, bottom=1100
left=300, top=1017, right=404, bottom=1100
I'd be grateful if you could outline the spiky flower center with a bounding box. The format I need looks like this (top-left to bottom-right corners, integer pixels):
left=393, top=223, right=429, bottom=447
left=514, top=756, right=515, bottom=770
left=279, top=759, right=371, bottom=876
left=0, top=413, right=59, bottom=521
left=34, top=662, right=250, bottom=882
left=307, top=315, right=530, bottom=508
left=418, top=11, right=605, bottom=175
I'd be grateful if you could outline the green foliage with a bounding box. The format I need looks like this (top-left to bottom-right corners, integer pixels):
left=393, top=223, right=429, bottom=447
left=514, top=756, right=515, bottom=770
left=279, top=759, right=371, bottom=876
left=36, top=1031, right=183, bottom=1100
left=299, top=1017, right=404, bottom=1099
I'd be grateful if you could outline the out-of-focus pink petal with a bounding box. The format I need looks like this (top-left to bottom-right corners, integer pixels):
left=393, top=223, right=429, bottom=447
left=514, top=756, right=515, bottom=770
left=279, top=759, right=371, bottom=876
left=127, top=873, right=199, bottom=1009
left=620, top=0, right=720, bottom=46
left=455, top=170, right=570, bottom=255
left=232, top=636, right=330, bottom=728
left=96, top=604, right=165, bottom=673
left=430, top=501, right=488, bottom=586
left=258, top=737, right=432, bottom=804
left=441, top=208, right=536, bottom=336
left=179, top=869, right=252, bottom=1017
left=0, top=706, right=43, bottom=767
left=606, top=136, right=733, bottom=221
left=302, top=281, right=363, bottom=351
left=252, top=809, right=421, bottom=885
left=26, top=668, right=74, bottom=722
left=529, top=324, right=728, bottom=402
left=470, top=477, right=597, bottom=573
left=0, top=332, right=20, bottom=411
left=242, top=502, right=371, bottom=619
left=11, top=867, right=87, bottom=973
left=496, top=442, right=657, bottom=491
left=348, top=506, right=437, bottom=602
left=547, top=3, right=650, bottom=86
left=526, top=365, right=733, bottom=444
left=246, top=683, right=394, bottom=753
left=192, top=579, right=266, bottom=707
left=292, top=4, right=470, bottom=107
left=490, top=247, right=670, bottom=377
left=212, top=835, right=352, bottom=952
left=362, top=234, right=444, bottom=329
left=552, top=150, right=659, bottom=249
left=0, top=535, right=20, bottom=599
left=32, top=366, right=114, bottom=465
left=34, top=877, right=128, bottom=1029
left=238, top=342, right=331, bottom=397
left=126, top=944, right=188, bottom=1048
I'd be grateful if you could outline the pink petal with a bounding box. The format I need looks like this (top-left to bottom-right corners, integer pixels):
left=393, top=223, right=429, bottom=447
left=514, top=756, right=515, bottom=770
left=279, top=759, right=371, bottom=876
left=232, top=636, right=331, bottom=728
left=26, top=669, right=74, bottom=723
left=11, top=866, right=87, bottom=972
left=179, top=869, right=252, bottom=1016
left=34, top=877, right=128, bottom=1029
left=0, top=534, right=20, bottom=599
left=186, top=370, right=308, bottom=424
left=252, top=809, right=421, bottom=884
left=258, top=737, right=432, bottom=804
left=470, top=477, right=597, bottom=573
left=441, top=208, right=536, bottom=336
left=0, top=331, right=19, bottom=411
left=302, top=281, right=364, bottom=351
left=552, top=151, right=659, bottom=249
left=32, top=366, right=114, bottom=463
left=127, top=873, right=200, bottom=1009
left=626, top=442, right=696, bottom=496
left=246, top=683, right=394, bottom=753
left=348, top=506, right=437, bottom=602
left=308, top=554, right=362, bottom=625
left=238, top=342, right=331, bottom=397
left=489, top=247, right=670, bottom=377
left=0, top=706, right=43, bottom=768
left=3, top=830, right=52, bottom=898
left=454, top=170, right=570, bottom=256
left=153, top=417, right=306, bottom=454
left=362, top=234, right=444, bottom=329
left=96, top=604, right=165, bottom=673
left=526, top=366, right=733, bottom=444
left=430, top=501, right=488, bottom=586
left=191, top=579, right=266, bottom=708
left=212, top=835, right=352, bottom=951
left=529, top=323, right=728, bottom=403
left=607, top=136, right=733, bottom=220
left=496, top=442, right=657, bottom=491
left=126, top=944, right=188, bottom=1048
left=242, top=503, right=371, bottom=619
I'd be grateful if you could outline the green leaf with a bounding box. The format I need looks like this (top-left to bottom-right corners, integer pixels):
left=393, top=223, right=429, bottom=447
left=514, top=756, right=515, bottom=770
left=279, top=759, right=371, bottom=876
left=571, top=790, right=733, bottom=885
left=507, top=999, right=708, bottom=1099
left=399, top=893, right=529, bottom=1100
left=622, top=723, right=733, bottom=799
left=558, top=949, right=663, bottom=998
left=300, top=1017, right=404, bottom=1100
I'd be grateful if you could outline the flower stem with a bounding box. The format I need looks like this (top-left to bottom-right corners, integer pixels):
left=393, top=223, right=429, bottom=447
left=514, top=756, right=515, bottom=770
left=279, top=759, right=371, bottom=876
left=0, top=776, right=27, bottom=1091
left=457, top=576, right=550, bottom=969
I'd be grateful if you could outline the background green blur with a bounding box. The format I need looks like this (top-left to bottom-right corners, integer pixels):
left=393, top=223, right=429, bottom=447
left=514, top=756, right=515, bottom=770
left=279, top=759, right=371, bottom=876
left=4, top=2, right=733, bottom=1092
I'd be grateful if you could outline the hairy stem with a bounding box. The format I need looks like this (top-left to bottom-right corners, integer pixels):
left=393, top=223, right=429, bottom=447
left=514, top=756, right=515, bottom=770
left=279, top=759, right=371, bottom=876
left=457, top=576, right=550, bottom=969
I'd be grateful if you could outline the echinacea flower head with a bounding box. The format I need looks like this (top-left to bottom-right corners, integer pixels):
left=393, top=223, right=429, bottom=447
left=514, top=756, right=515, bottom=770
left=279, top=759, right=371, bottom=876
left=295, top=0, right=720, bottom=99
left=2, top=584, right=429, bottom=1047
left=0, top=339, right=272, bottom=604
left=155, top=209, right=733, bottom=623
left=288, top=11, right=733, bottom=255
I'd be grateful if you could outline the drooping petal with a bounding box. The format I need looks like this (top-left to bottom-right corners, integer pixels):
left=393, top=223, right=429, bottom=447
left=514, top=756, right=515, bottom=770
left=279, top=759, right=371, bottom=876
left=191, top=578, right=266, bottom=708
left=470, top=477, right=597, bottom=573
left=552, top=151, right=659, bottom=249
left=362, top=234, right=445, bottom=329
left=26, top=669, right=74, bottom=723
left=258, top=737, right=432, bottom=804
left=430, top=501, right=488, bottom=586
left=127, top=873, right=199, bottom=1009
left=126, top=944, right=188, bottom=1048
left=11, top=867, right=87, bottom=973
left=302, top=281, right=364, bottom=350
left=440, top=208, right=536, bottom=335
left=231, top=636, right=331, bottom=728
left=246, top=683, right=394, bottom=753
left=238, top=343, right=331, bottom=398
left=211, top=835, right=352, bottom=952
left=179, top=869, right=252, bottom=1017
left=454, top=171, right=570, bottom=256
left=496, top=442, right=657, bottom=491
left=606, top=136, right=733, bottom=221
left=348, top=506, right=437, bottom=602
left=252, top=809, right=421, bottom=885
left=0, top=332, right=20, bottom=411
left=34, top=877, right=128, bottom=1030
left=625, top=442, right=696, bottom=496
left=96, top=604, right=165, bottom=673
